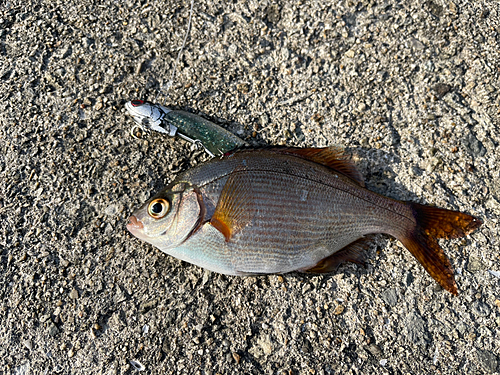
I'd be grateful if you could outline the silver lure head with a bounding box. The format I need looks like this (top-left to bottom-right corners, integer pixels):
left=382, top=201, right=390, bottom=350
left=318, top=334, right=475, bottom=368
left=125, top=100, right=176, bottom=136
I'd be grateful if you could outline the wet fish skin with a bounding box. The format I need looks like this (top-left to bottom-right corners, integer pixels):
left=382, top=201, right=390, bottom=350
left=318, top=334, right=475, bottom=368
left=127, top=148, right=482, bottom=295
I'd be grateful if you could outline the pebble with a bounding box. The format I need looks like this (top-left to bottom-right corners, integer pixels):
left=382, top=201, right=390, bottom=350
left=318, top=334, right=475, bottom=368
left=476, top=349, right=498, bottom=373
left=129, top=360, right=145, bottom=372
left=463, top=131, right=486, bottom=157
left=302, top=283, right=312, bottom=294
left=23, top=339, right=33, bottom=350
left=333, top=304, right=344, bottom=315
left=433, top=83, right=452, bottom=98
left=366, top=343, right=382, bottom=357
left=345, top=50, right=355, bottom=58
left=471, top=300, right=491, bottom=317
left=232, top=352, right=241, bottom=364
left=69, top=288, right=78, bottom=300
left=380, top=288, right=398, bottom=307
left=113, top=287, right=127, bottom=304
left=467, top=256, right=485, bottom=273
left=405, top=310, right=430, bottom=346
left=48, top=323, right=59, bottom=337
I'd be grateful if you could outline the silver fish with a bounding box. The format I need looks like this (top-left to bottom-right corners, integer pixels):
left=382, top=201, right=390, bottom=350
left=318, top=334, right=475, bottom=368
left=127, top=147, right=482, bottom=295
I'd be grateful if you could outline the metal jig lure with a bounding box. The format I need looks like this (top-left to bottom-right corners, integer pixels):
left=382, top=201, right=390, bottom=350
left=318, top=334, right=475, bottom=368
left=125, top=100, right=246, bottom=157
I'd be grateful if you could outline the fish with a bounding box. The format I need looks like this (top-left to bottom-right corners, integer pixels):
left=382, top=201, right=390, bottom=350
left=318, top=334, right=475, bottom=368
left=127, top=147, right=482, bottom=295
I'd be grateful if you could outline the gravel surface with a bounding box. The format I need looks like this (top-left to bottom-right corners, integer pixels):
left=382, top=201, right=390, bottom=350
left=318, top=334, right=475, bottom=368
left=1, top=0, right=499, bottom=374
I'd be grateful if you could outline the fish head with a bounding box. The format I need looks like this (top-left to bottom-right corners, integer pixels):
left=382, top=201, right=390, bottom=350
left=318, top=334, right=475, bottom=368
left=127, top=182, right=204, bottom=249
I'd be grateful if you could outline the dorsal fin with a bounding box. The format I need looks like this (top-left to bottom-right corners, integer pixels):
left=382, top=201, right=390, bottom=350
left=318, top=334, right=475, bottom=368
left=270, top=147, right=365, bottom=187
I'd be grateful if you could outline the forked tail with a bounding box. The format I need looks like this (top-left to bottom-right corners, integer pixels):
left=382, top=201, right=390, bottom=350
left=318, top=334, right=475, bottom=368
left=400, top=202, right=482, bottom=295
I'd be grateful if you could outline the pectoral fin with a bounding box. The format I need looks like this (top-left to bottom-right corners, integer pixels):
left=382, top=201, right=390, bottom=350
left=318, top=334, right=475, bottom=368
left=302, top=237, right=372, bottom=273
left=210, top=171, right=254, bottom=242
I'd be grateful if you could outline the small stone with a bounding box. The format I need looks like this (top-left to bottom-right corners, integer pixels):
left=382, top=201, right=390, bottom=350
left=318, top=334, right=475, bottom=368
left=23, top=339, right=33, bottom=350
left=405, top=310, right=430, bottom=346
left=136, top=60, right=145, bottom=74
left=300, top=339, right=312, bottom=354
left=433, top=83, right=452, bottom=98
left=232, top=352, right=241, bottom=364
left=129, top=360, right=145, bottom=372
left=448, top=1, right=458, bottom=14
left=94, top=102, right=103, bottom=111
left=380, top=288, right=398, bottom=307
left=467, top=256, right=485, bottom=272
left=302, top=283, right=312, bottom=294
left=476, top=349, right=498, bottom=373
left=259, top=335, right=273, bottom=355
left=366, top=343, right=382, bottom=357
left=463, top=132, right=486, bottom=157
left=345, top=50, right=355, bottom=58
left=113, top=286, right=127, bottom=304
left=139, top=299, right=158, bottom=314
left=333, top=304, right=344, bottom=315
left=265, top=4, right=281, bottom=24
left=406, top=271, right=414, bottom=286
left=69, top=288, right=78, bottom=300
left=48, top=323, right=59, bottom=337
left=471, top=300, right=491, bottom=317
left=236, top=83, right=249, bottom=94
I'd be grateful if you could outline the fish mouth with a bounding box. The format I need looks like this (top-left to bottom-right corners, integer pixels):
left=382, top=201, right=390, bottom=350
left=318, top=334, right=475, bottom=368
left=127, top=215, right=144, bottom=234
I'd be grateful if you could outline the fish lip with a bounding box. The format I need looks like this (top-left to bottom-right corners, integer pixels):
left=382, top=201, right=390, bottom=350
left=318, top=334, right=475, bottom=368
left=127, top=215, right=144, bottom=233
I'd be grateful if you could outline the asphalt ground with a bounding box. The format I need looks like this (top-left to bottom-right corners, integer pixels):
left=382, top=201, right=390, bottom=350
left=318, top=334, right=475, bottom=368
left=1, top=1, right=499, bottom=374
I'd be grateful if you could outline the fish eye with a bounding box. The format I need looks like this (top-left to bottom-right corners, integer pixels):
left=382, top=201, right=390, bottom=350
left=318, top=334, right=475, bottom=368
left=147, top=198, right=170, bottom=219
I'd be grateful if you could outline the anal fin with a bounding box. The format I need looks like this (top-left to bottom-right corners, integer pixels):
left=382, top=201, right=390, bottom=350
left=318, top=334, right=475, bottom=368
left=303, top=237, right=372, bottom=274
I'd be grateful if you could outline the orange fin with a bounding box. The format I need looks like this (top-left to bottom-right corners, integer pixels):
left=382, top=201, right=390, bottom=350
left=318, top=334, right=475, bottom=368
left=400, top=203, right=483, bottom=295
left=400, top=230, right=458, bottom=295
left=270, top=147, right=365, bottom=187
left=210, top=170, right=253, bottom=242
left=410, top=202, right=483, bottom=239
left=302, top=237, right=372, bottom=273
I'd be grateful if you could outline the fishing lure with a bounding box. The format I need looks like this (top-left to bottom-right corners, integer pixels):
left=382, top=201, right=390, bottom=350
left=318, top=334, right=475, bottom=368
left=125, top=100, right=246, bottom=157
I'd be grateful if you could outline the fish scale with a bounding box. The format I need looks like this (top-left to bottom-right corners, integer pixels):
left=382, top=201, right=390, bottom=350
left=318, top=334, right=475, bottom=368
left=128, top=148, right=482, bottom=294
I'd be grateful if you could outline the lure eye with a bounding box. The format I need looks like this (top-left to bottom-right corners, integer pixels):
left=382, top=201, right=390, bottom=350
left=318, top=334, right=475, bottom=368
left=131, top=100, right=144, bottom=107
left=147, top=198, right=170, bottom=219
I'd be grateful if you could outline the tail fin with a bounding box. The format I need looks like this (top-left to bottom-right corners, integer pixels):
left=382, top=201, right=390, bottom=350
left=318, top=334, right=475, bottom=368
left=399, top=203, right=482, bottom=295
